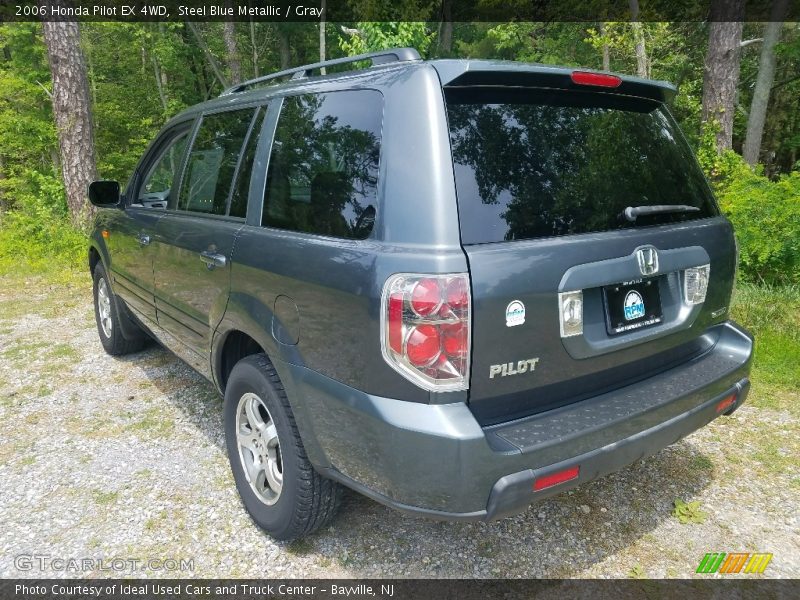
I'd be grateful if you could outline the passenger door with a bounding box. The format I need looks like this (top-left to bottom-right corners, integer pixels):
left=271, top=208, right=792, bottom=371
left=154, top=106, right=265, bottom=362
left=107, top=126, right=191, bottom=326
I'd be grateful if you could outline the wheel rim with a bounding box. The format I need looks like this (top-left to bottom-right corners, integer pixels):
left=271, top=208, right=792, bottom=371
left=236, top=392, right=283, bottom=505
left=97, top=278, right=113, bottom=338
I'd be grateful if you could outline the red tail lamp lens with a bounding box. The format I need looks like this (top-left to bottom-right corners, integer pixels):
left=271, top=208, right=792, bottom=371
left=446, top=277, right=469, bottom=311
left=382, top=273, right=471, bottom=391
left=411, top=278, right=441, bottom=316
left=388, top=293, right=404, bottom=353
left=533, top=466, right=580, bottom=491
left=716, top=393, right=737, bottom=413
left=441, top=322, right=468, bottom=358
left=406, top=324, right=441, bottom=367
left=570, top=71, right=622, bottom=88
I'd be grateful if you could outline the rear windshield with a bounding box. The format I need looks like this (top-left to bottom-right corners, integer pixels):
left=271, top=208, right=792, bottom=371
left=446, top=88, right=718, bottom=244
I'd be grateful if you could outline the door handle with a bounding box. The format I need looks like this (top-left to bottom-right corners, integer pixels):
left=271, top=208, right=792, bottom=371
left=199, top=250, right=227, bottom=270
left=137, top=234, right=151, bottom=246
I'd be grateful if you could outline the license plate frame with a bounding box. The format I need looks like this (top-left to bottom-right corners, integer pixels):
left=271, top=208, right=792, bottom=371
left=603, top=277, right=664, bottom=336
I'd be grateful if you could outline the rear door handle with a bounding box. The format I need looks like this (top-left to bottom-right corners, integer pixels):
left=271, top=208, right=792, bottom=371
left=137, top=234, right=151, bottom=246
left=199, top=250, right=227, bottom=270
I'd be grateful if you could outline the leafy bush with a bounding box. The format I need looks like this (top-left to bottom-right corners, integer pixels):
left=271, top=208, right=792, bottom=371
left=720, top=171, right=800, bottom=284
left=698, top=129, right=800, bottom=285
left=0, top=168, right=86, bottom=277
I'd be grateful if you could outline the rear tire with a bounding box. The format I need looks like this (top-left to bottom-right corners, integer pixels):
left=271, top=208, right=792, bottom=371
left=92, top=263, right=147, bottom=356
left=224, top=353, right=341, bottom=540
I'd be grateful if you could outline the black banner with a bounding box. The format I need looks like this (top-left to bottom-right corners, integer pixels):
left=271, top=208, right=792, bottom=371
left=1, top=0, right=799, bottom=23
left=2, top=579, right=798, bottom=600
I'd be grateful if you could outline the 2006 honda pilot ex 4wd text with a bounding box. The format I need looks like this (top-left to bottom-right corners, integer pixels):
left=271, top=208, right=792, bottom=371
left=87, top=48, right=754, bottom=540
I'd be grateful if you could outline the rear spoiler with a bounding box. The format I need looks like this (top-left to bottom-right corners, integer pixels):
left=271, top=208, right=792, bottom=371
left=431, top=60, right=676, bottom=104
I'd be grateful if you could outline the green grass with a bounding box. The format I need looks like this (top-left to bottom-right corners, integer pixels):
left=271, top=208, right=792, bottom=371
left=92, top=490, right=119, bottom=505
left=730, top=283, right=800, bottom=415
left=689, top=454, right=715, bottom=473
left=47, top=343, right=80, bottom=360
left=125, top=407, right=175, bottom=439
left=286, top=539, right=314, bottom=556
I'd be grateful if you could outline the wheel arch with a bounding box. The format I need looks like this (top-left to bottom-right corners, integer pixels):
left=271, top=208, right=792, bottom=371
left=89, top=245, right=101, bottom=275
left=212, top=315, right=330, bottom=469
left=215, top=329, right=266, bottom=392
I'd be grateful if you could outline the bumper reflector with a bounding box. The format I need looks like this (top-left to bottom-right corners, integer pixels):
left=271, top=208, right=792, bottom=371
left=533, top=465, right=580, bottom=491
left=716, top=393, right=737, bottom=413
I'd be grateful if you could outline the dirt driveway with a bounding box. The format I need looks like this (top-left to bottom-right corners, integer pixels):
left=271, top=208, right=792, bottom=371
left=0, top=274, right=797, bottom=578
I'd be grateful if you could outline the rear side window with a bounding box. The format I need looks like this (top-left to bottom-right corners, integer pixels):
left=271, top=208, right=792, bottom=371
left=262, top=90, right=382, bottom=239
left=178, top=107, right=258, bottom=215
left=446, top=88, right=718, bottom=244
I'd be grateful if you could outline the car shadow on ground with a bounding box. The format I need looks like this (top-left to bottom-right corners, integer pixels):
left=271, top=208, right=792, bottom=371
left=125, top=343, right=715, bottom=578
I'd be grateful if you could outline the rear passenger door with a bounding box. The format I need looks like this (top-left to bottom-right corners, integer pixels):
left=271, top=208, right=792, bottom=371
left=154, top=106, right=266, bottom=363
left=230, top=90, right=383, bottom=380
left=108, top=126, right=190, bottom=326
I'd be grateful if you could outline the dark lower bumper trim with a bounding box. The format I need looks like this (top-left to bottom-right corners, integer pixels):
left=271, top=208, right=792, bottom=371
left=322, top=378, right=750, bottom=522
left=486, top=378, right=749, bottom=520
left=319, top=467, right=488, bottom=521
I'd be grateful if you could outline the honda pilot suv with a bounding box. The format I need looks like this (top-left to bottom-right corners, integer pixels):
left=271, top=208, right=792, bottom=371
left=87, top=48, right=753, bottom=540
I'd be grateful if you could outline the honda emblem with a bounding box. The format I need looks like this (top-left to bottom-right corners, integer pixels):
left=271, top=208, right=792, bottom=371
left=637, top=247, right=659, bottom=276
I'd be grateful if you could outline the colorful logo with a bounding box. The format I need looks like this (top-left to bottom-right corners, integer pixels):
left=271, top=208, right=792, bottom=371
left=505, top=300, right=525, bottom=327
left=623, top=290, right=645, bottom=320
left=696, top=552, right=773, bottom=574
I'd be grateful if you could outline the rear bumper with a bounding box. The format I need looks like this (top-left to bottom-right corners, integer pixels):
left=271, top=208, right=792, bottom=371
left=276, top=320, right=753, bottom=520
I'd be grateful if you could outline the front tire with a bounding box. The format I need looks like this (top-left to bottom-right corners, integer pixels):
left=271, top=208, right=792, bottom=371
left=224, top=354, right=341, bottom=540
left=92, top=263, right=147, bottom=356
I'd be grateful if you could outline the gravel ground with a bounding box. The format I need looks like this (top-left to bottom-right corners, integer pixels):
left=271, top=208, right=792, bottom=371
left=0, top=274, right=797, bottom=579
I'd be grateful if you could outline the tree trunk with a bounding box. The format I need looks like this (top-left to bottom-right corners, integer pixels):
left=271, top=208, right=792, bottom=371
left=742, top=0, right=790, bottom=165
left=186, top=21, right=230, bottom=90
left=319, top=0, right=326, bottom=74
left=701, top=0, right=745, bottom=153
left=152, top=52, right=168, bottom=113
left=223, top=13, right=242, bottom=85
left=629, top=0, right=648, bottom=78
left=438, top=0, right=453, bottom=55
left=276, top=26, right=290, bottom=70
left=250, top=19, right=259, bottom=78
left=41, top=19, right=97, bottom=225
left=599, top=22, right=610, bottom=71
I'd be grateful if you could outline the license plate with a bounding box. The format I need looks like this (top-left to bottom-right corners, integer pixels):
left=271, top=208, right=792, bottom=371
left=603, top=277, right=663, bottom=335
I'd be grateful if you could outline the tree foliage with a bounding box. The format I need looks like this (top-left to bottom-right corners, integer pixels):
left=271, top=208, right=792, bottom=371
left=0, top=20, right=798, bottom=280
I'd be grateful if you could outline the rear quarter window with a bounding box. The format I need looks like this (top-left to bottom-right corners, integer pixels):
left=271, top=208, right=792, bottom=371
left=446, top=88, right=719, bottom=244
left=262, top=90, right=382, bottom=239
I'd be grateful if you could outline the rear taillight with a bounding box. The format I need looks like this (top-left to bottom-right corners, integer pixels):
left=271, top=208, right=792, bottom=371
left=570, top=71, right=622, bottom=88
left=381, top=273, right=471, bottom=391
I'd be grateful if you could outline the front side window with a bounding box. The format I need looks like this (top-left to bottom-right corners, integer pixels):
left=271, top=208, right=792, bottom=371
left=137, top=131, right=188, bottom=205
left=178, top=108, right=258, bottom=215
left=262, top=90, right=383, bottom=239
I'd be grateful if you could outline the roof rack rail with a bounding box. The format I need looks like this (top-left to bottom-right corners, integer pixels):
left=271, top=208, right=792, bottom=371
left=220, top=47, right=421, bottom=96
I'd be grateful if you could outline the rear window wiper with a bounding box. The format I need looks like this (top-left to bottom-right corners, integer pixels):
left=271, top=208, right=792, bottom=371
left=622, top=204, right=701, bottom=222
